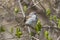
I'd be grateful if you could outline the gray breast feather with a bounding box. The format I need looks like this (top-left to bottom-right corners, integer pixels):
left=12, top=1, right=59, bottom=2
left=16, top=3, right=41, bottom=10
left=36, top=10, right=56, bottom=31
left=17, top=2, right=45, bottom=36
left=25, top=14, right=37, bottom=27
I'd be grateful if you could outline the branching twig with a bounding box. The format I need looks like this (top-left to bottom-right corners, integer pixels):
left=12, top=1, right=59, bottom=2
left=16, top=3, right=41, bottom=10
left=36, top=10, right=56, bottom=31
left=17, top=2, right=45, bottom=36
left=32, top=0, right=41, bottom=10
left=32, top=0, right=46, bottom=11
left=39, top=0, right=46, bottom=11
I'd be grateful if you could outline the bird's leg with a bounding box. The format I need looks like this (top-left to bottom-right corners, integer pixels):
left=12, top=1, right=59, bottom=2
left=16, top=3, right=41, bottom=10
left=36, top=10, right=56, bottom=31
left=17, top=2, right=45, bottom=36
left=27, top=26, right=31, bottom=34
left=27, top=26, right=33, bottom=40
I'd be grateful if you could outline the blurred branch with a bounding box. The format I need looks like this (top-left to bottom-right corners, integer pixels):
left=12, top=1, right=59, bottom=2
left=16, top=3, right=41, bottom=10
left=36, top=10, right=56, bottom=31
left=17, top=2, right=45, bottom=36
left=6, top=29, right=18, bottom=40
left=2, top=0, right=9, bottom=6
left=57, top=36, right=60, bottom=40
left=39, top=0, right=46, bottom=11
left=1, top=3, right=14, bottom=16
left=27, top=1, right=39, bottom=9
left=42, top=26, right=60, bottom=31
left=18, top=0, right=25, bottom=17
left=32, top=0, right=46, bottom=11
left=32, top=0, right=41, bottom=10
left=32, top=36, right=39, bottom=40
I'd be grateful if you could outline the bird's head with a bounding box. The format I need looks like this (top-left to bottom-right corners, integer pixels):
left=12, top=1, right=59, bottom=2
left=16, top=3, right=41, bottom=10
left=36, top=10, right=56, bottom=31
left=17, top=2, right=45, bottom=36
left=26, top=12, right=36, bottom=19
left=29, top=11, right=36, bottom=16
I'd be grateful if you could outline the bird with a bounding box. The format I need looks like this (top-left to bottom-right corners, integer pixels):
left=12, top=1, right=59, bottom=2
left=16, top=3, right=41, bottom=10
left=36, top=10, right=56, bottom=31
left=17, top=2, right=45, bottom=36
left=25, top=12, right=38, bottom=39
left=25, top=11, right=38, bottom=28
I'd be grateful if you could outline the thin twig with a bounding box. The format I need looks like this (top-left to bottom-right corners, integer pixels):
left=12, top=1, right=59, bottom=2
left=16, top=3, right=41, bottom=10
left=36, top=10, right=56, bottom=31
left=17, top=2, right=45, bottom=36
left=32, top=0, right=46, bottom=11
left=42, top=27, right=60, bottom=31
left=32, top=36, right=39, bottom=40
left=57, top=36, right=60, bottom=40
left=32, top=0, right=41, bottom=10
left=18, top=0, right=25, bottom=17
left=2, top=0, right=9, bottom=6
left=28, top=0, right=40, bottom=9
left=39, top=0, right=46, bottom=11
left=6, top=30, right=18, bottom=40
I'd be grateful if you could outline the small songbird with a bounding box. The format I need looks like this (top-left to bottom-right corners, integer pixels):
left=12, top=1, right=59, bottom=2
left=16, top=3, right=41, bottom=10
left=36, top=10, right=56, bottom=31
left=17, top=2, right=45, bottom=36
left=25, top=12, right=38, bottom=40
left=25, top=11, right=38, bottom=28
